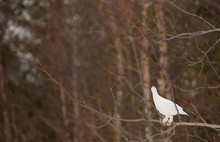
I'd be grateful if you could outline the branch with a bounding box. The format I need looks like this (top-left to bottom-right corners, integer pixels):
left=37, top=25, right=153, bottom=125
left=163, top=29, right=220, bottom=41
left=80, top=102, right=220, bottom=130
left=174, top=122, right=220, bottom=129
left=169, top=1, right=215, bottom=28
left=37, top=60, right=220, bottom=131
left=172, top=84, right=220, bottom=93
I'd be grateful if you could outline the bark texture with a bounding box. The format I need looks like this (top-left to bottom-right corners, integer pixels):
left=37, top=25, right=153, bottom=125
left=140, top=0, right=153, bottom=141
left=155, top=1, right=172, bottom=142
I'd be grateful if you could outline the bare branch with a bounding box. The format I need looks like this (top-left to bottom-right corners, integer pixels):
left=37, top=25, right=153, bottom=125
left=175, top=122, right=220, bottom=129
left=79, top=102, right=220, bottom=130
left=172, top=84, right=220, bottom=92
left=38, top=59, right=220, bottom=134
left=169, top=1, right=215, bottom=28
left=163, top=29, right=220, bottom=41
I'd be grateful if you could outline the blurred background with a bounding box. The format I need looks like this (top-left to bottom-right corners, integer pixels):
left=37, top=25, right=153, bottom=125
left=0, top=0, right=220, bottom=142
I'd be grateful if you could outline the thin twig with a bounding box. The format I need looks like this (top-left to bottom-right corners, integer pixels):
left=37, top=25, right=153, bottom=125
left=164, top=29, right=220, bottom=41
left=169, top=1, right=215, bottom=28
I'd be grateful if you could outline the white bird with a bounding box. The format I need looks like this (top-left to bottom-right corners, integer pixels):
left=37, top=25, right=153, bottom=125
left=151, top=86, right=188, bottom=125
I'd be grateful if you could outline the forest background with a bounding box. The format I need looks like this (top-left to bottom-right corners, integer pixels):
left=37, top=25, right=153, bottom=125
left=1, top=0, right=220, bottom=142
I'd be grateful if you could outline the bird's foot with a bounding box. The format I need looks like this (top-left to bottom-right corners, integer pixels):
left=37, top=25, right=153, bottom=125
left=161, top=121, right=172, bottom=126
left=165, top=122, right=172, bottom=126
left=161, top=116, right=173, bottom=126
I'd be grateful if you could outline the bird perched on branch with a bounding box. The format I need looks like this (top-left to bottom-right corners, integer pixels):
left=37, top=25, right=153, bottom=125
left=151, top=86, right=188, bottom=126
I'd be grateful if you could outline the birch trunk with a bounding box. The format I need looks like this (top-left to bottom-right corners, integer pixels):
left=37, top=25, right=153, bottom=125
left=140, top=0, right=152, bottom=141
left=68, top=1, right=80, bottom=141
left=155, top=1, right=171, bottom=99
left=140, top=50, right=152, bottom=141
left=155, top=1, right=172, bottom=142
left=72, top=49, right=80, bottom=142
left=114, top=37, right=124, bottom=142
left=107, top=3, right=124, bottom=141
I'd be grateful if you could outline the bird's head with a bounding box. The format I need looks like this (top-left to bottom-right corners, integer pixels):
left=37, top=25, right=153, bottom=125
left=151, top=86, right=157, bottom=92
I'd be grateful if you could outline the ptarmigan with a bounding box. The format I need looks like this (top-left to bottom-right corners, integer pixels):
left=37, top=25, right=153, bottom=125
left=151, top=86, right=188, bottom=125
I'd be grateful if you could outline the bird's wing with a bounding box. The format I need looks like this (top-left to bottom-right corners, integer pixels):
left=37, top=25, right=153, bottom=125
left=155, top=97, right=185, bottom=115
left=151, top=86, right=188, bottom=115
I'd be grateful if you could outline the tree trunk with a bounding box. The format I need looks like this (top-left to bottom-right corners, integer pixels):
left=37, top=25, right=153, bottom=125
left=59, top=79, right=70, bottom=141
left=52, top=2, right=70, bottom=139
left=72, top=56, right=80, bottom=142
left=0, top=58, right=11, bottom=142
left=155, top=1, right=171, bottom=100
left=72, top=38, right=81, bottom=142
left=139, top=0, right=153, bottom=141
left=155, top=1, right=172, bottom=142
left=106, top=3, right=124, bottom=141
left=55, top=46, right=70, bottom=142
left=140, top=50, right=152, bottom=141
left=114, top=37, right=124, bottom=142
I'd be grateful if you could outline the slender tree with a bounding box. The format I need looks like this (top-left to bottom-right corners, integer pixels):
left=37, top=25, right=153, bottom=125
left=139, top=0, right=153, bottom=141
left=155, top=1, right=173, bottom=142
left=49, top=1, right=71, bottom=141
left=155, top=1, right=171, bottom=100
left=72, top=38, right=80, bottom=142
left=106, top=1, right=124, bottom=141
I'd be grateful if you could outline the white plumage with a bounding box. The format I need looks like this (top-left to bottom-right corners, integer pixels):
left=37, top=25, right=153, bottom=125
left=151, top=86, right=188, bottom=125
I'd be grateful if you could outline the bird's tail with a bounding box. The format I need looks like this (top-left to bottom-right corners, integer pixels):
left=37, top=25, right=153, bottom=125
left=181, top=111, right=189, bottom=116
